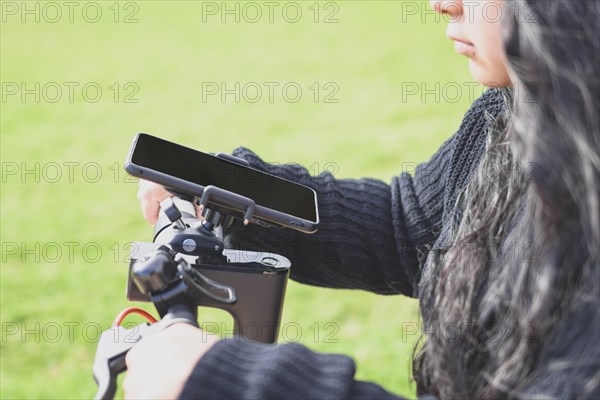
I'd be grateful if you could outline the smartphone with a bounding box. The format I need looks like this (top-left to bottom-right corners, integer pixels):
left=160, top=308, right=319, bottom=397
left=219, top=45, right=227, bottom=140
left=124, top=133, right=319, bottom=233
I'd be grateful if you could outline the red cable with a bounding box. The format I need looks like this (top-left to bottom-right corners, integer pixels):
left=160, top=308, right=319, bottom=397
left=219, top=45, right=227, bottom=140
left=113, top=307, right=158, bottom=326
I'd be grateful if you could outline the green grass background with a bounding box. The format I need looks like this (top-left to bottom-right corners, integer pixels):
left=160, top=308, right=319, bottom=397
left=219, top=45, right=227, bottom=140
left=1, top=1, right=483, bottom=398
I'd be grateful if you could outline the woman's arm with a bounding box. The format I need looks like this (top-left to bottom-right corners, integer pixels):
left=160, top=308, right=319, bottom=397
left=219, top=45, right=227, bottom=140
left=224, top=89, right=507, bottom=297
left=124, top=324, right=410, bottom=400
left=179, top=336, right=409, bottom=400
left=224, top=143, right=451, bottom=297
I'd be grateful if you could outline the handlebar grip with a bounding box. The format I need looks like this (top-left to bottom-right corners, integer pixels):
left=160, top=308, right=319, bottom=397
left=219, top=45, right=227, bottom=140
left=92, top=305, right=198, bottom=400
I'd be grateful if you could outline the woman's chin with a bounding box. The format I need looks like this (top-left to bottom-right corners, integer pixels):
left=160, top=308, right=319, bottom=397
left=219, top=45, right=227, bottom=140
left=468, top=59, right=511, bottom=88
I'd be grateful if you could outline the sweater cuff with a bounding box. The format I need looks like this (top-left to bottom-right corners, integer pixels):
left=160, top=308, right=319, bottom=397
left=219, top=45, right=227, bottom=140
left=231, top=147, right=272, bottom=173
left=179, top=337, right=363, bottom=400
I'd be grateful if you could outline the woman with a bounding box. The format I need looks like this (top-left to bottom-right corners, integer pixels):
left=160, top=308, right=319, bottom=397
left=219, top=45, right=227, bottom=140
left=127, top=0, right=599, bottom=398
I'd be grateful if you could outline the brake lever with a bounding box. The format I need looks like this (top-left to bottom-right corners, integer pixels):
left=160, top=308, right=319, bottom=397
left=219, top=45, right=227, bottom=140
left=92, top=305, right=198, bottom=400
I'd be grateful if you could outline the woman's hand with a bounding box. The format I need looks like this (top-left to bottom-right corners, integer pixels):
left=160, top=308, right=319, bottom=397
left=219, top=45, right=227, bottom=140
left=137, top=179, right=204, bottom=224
left=123, top=323, right=219, bottom=400
left=137, top=179, right=173, bottom=225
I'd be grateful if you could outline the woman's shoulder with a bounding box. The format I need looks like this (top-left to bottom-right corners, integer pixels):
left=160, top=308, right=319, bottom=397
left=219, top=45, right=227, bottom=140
left=437, top=88, right=510, bottom=224
left=469, top=87, right=508, bottom=114
left=454, top=88, right=509, bottom=144
left=446, top=88, right=509, bottom=168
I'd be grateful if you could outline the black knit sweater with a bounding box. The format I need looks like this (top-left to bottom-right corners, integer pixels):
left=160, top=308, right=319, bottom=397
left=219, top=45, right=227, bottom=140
left=179, top=89, right=507, bottom=399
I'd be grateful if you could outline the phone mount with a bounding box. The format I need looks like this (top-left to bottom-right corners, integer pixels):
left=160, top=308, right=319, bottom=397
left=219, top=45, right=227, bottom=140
left=127, top=195, right=291, bottom=337
left=92, top=153, right=293, bottom=400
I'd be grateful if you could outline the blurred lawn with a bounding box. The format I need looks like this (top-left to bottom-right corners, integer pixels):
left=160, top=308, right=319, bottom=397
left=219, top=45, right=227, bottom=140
left=1, top=1, right=482, bottom=398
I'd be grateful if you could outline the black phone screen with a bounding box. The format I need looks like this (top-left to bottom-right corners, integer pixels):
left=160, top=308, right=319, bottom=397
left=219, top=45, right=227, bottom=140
left=130, top=134, right=318, bottom=223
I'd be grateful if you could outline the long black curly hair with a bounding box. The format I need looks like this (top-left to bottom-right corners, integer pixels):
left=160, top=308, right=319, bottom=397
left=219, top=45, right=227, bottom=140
left=413, top=1, right=600, bottom=398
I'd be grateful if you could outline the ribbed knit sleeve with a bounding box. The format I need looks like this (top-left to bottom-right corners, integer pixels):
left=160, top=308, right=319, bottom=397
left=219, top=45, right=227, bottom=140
left=223, top=151, right=418, bottom=295
left=179, top=337, right=407, bottom=400
left=223, top=89, right=507, bottom=297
